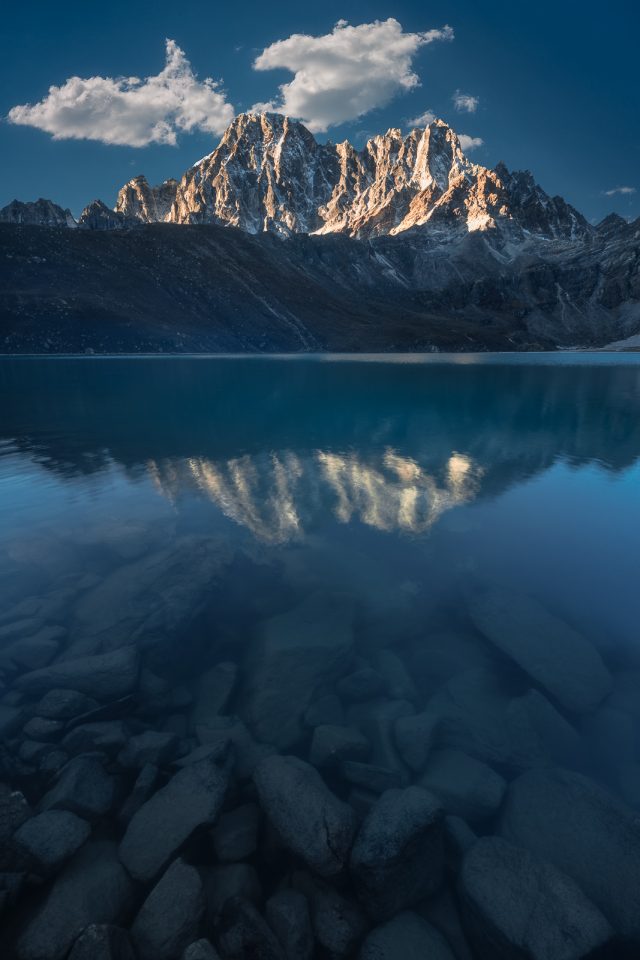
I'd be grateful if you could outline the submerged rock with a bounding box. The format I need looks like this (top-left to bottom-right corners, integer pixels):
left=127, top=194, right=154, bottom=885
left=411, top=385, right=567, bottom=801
left=395, top=668, right=543, bottom=773
left=40, top=756, right=114, bottom=821
left=131, top=858, right=205, bottom=960
left=181, top=940, right=220, bottom=960
left=459, top=836, right=613, bottom=960
left=211, top=803, right=260, bottom=862
left=117, top=730, right=179, bottom=769
left=468, top=588, right=611, bottom=713
left=294, top=872, right=368, bottom=958
left=191, top=662, right=238, bottom=729
left=13, top=810, right=90, bottom=875
left=203, top=863, right=262, bottom=923
left=254, top=755, right=357, bottom=878
left=68, top=924, right=135, bottom=960
left=16, top=647, right=139, bottom=700
left=72, top=537, right=232, bottom=649
left=15, top=841, right=134, bottom=960
left=418, top=748, right=506, bottom=821
left=241, top=594, right=354, bottom=749
left=217, top=897, right=285, bottom=960
left=265, top=889, right=313, bottom=960
left=309, top=724, right=370, bottom=768
left=119, top=753, right=230, bottom=882
left=350, top=786, right=444, bottom=920
left=500, top=767, right=640, bottom=942
left=359, top=911, right=455, bottom=960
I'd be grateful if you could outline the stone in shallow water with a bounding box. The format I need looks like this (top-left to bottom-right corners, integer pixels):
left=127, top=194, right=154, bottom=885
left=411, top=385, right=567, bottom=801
left=337, top=668, right=384, bottom=702
left=13, top=810, right=90, bottom=875
left=418, top=748, right=506, bottom=822
left=203, top=863, right=262, bottom=924
left=190, top=662, right=238, bottom=729
left=309, top=724, right=370, bottom=768
left=119, top=753, right=229, bottom=882
left=15, top=841, right=134, bottom=960
left=40, top=756, right=114, bottom=821
left=0, top=787, right=31, bottom=841
left=468, top=588, right=612, bottom=714
left=340, top=761, right=402, bottom=794
left=36, top=689, right=100, bottom=720
left=304, top=693, right=344, bottom=728
left=499, top=767, right=640, bottom=942
left=294, top=871, right=368, bottom=959
left=217, top=897, right=285, bottom=960
left=16, top=646, right=139, bottom=700
left=131, top=858, right=205, bottom=960
left=63, top=721, right=129, bottom=756
left=68, top=924, right=135, bottom=960
left=347, top=699, right=413, bottom=784
left=117, top=730, right=179, bottom=769
left=22, top=717, right=65, bottom=743
left=0, top=627, right=64, bottom=671
left=254, top=755, right=357, bottom=878
left=181, top=940, right=220, bottom=960
left=118, top=763, right=160, bottom=824
left=72, top=537, right=232, bottom=650
left=358, top=911, right=456, bottom=960
left=211, top=803, right=260, bottom=862
left=241, top=594, right=354, bottom=750
left=265, top=889, right=313, bottom=960
left=196, top=717, right=275, bottom=779
left=373, top=650, right=418, bottom=702
left=394, top=668, right=543, bottom=773
left=350, top=786, right=444, bottom=920
left=458, top=836, right=613, bottom=960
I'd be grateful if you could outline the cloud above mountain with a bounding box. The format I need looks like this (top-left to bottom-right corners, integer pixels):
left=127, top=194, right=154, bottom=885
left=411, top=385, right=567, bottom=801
left=7, top=40, right=234, bottom=147
left=252, top=18, right=454, bottom=133
left=453, top=91, right=479, bottom=113
left=603, top=186, right=636, bottom=197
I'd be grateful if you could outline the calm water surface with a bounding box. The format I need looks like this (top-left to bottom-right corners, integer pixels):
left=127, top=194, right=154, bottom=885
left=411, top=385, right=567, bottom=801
left=1, top=354, right=640, bottom=955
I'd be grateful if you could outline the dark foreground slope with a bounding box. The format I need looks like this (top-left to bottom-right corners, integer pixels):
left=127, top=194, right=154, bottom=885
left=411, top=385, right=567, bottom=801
left=1, top=221, right=639, bottom=353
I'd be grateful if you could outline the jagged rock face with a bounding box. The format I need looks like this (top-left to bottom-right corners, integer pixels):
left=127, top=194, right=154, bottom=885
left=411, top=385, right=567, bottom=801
left=0, top=113, right=617, bottom=246
left=115, top=176, right=179, bottom=223
left=78, top=200, right=135, bottom=231
left=0, top=199, right=76, bottom=228
left=169, top=113, right=339, bottom=236
left=316, top=122, right=476, bottom=238
left=158, top=113, right=590, bottom=242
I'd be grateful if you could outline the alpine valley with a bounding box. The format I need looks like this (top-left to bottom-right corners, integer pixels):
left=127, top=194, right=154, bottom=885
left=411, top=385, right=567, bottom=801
left=1, top=113, right=639, bottom=352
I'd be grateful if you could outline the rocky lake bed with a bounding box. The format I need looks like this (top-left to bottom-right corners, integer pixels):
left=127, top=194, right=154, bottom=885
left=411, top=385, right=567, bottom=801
left=1, top=535, right=640, bottom=960
left=1, top=354, right=639, bottom=960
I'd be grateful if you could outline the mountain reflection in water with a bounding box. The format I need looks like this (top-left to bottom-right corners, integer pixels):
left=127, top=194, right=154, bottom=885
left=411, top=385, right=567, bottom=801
left=147, top=450, right=481, bottom=543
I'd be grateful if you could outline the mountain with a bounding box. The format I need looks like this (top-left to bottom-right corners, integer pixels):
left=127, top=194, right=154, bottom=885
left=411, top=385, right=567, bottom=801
left=107, top=113, right=591, bottom=242
left=0, top=198, right=76, bottom=229
left=1, top=112, right=639, bottom=352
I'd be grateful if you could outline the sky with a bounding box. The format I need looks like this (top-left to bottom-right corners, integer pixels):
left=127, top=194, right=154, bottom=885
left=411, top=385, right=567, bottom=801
left=1, top=0, right=638, bottom=222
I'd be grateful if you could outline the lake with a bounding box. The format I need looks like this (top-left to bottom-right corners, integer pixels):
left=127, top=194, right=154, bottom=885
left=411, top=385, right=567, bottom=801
left=1, top=353, right=640, bottom=958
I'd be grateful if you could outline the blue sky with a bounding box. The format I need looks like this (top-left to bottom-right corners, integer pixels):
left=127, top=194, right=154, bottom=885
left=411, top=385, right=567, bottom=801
left=2, top=0, right=638, bottom=221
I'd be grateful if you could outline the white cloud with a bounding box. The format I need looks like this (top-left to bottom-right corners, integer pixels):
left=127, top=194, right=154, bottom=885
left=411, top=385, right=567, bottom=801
left=458, top=134, right=483, bottom=152
left=453, top=91, right=479, bottom=113
left=408, top=110, right=437, bottom=127
left=252, top=18, right=454, bottom=133
left=603, top=186, right=636, bottom=196
left=8, top=40, right=234, bottom=147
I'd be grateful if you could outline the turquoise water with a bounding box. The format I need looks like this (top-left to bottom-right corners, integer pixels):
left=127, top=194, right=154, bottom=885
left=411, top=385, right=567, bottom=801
left=1, top=354, right=640, bottom=957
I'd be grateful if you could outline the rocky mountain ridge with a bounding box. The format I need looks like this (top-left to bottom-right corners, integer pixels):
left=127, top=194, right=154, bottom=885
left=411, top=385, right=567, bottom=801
left=0, top=113, right=600, bottom=243
left=1, top=112, right=639, bottom=352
